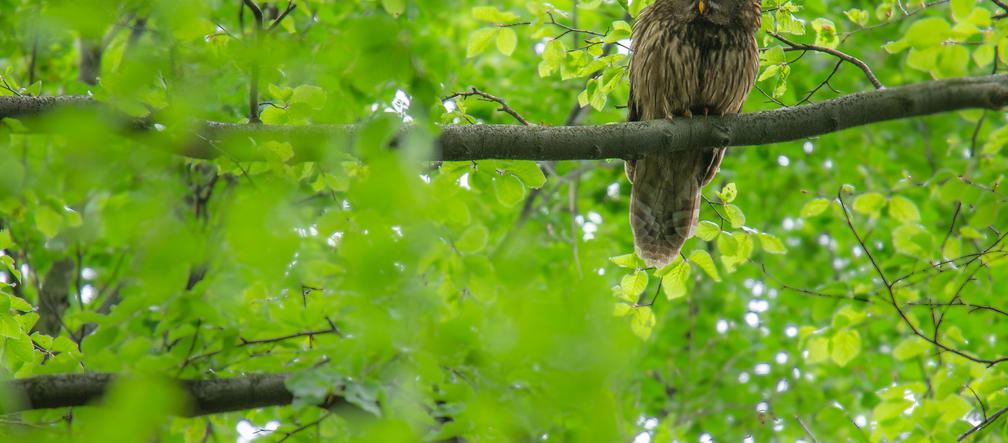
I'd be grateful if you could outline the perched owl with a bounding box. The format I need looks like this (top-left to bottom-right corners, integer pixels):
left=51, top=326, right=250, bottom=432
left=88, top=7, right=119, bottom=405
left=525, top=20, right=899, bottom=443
left=626, top=0, right=762, bottom=268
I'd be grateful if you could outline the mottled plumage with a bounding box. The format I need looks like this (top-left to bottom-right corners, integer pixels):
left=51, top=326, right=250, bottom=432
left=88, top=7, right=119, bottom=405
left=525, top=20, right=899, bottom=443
left=627, top=0, right=761, bottom=267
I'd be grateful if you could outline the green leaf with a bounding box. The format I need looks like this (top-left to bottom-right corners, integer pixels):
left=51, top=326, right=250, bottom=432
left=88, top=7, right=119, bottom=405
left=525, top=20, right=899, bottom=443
left=830, top=329, right=861, bottom=367
left=812, top=18, right=839, bottom=48
left=718, top=183, right=737, bottom=203
left=0, top=230, right=12, bottom=249
left=382, top=0, right=405, bottom=16
left=496, top=28, right=518, bottom=56
left=695, top=221, right=720, bottom=241
left=903, top=18, right=952, bottom=50
left=621, top=270, right=648, bottom=301
left=853, top=192, right=886, bottom=217
left=471, top=6, right=519, bottom=22
left=494, top=174, right=526, bottom=206
left=687, top=249, right=720, bottom=282
left=888, top=196, right=920, bottom=224
left=542, top=39, right=566, bottom=65
left=950, top=0, right=974, bottom=21
left=268, top=83, right=293, bottom=102
left=757, top=233, right=787, bottom=254
left=832, top=305, right=866, bottom=328
left=724, top=204, right=745, bottom=229
left=0, top=315, right=22, bottom=338
left=800, top=198, right=830, bottom=218
left=936, top=394, right=972, bottom=424
left=807, top=336, right=830, bottom=363
left=892, top=336, right=930, bottom=361
left=456, top=225, right=489, bottom=254
left=661, top=260, right=690, bottom=300
left=892, top=224, right=933, bottom=258
left=630, top=307, right=656, bottom=340
left=290, top=85, right=327, bottom=110
left=7, top=294, right=32, bottom=312
left=613, top=303, right=632, bottom=317
left=506, top=161, right=547, bottom=188
left=467, top=28, right=498, bottom=58
left=873, top=398, right=913, bottom=422
left=35, top=206, right=63, bottom=239
left=610, top=253, right=644, bottom=269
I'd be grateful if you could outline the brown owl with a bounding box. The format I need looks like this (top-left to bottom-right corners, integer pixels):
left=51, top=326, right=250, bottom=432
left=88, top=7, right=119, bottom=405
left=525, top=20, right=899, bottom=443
left=627, top=0, right=761, bottom=267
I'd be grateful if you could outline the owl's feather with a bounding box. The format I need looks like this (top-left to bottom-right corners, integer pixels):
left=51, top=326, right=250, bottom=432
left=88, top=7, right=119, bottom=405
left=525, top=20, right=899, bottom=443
left=627, top=0, right=761, bottom=268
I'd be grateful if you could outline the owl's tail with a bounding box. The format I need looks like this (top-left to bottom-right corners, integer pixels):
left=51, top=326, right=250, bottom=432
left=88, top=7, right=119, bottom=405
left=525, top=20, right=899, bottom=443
left=628, top=150, right=719, bottom=268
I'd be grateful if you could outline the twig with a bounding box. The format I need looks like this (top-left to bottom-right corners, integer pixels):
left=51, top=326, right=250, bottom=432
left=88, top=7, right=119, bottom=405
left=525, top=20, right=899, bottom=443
left=958, top=404, right=1008, bottom=441
left=267, top=1, right=297, bottom=32
left=838, top=190, right=1008, bottom=368
left=242, top=0, right=264, bottom=124
left=759, top=263, right=873, bottom=303
left=176, top=319, right=203, bottom=376
left=795, top=415, right=821, bottom=443
left=443, top=87, right=533, bottom=126
left=796, top=60, right=844, bottom=105
left=771, top=33, right=883, bottom=89
left=277, top=412, right=333, bottom=442
left=545, top=11, right=606, bottom=39
left=965, top=385, right=989, bottom=420
left=0, top=76, right=22, bottom=96
left=940, top=202, right=963, bottom=257
left=239, top=325, right=341, bottom=346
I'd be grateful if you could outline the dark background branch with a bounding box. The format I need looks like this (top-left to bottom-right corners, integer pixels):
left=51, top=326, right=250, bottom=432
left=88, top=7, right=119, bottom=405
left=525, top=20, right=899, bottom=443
left=4, top=373, right=348, bottom=416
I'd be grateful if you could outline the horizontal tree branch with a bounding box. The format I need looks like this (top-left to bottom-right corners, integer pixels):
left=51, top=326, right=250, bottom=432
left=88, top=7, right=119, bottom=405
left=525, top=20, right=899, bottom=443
left=1, top=75, right=1006, bottom=162
left=3, top=372, right=346, bottom=416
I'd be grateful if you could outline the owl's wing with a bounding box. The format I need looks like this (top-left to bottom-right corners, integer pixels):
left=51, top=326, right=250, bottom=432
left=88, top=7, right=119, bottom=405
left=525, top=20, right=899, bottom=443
left=624, top=87, right=641, bottom=183
left=627, top=86, right=641, bottom=122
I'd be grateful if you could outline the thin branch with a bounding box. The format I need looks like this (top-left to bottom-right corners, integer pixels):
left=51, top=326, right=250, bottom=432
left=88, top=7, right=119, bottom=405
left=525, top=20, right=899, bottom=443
left=959, top=404, right=1008, bottom=441
left=277, top=412, right=333, bottom=442
left=239, top=326, right=341, bottom=346
left=242, top=0, right=264, bottom=124
left=796, top=60, right=844, bottom=105
left=992, top=0, right=1008, bottom=14
left=795, top=415, right=820, bottom=443
left=443, top=87, right=533, bottom=126
left=838, top=190, right=1008, bottom=368
left=267, top=1, right=297, bottom=32
left=186, top=324, right=340, bottom=364
left=759, top=263, right=873, bottom=303
left=940, top=202, right=963, bottom=257
left=965, top=385, right=989, bottom=421
left=545, top=11, right=606, bottom=38
left=771, top=33, right=884, bottom=89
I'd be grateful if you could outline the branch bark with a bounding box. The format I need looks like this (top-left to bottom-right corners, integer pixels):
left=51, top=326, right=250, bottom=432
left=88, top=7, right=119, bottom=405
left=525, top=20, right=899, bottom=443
left=1, top=75, right=1006, bottom=162
left=4, top=372, right=347, bottom=416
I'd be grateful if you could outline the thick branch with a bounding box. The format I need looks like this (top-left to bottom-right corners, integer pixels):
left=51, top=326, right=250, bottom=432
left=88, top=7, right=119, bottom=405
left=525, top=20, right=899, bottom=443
left=4, top=372, right=347, bottom=416
left=1, top=75, right=1006, bottom=161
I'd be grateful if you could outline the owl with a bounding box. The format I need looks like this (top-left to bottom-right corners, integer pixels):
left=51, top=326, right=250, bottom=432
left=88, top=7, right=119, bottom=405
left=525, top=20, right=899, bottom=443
left=626, top=0, right=762, bottom=267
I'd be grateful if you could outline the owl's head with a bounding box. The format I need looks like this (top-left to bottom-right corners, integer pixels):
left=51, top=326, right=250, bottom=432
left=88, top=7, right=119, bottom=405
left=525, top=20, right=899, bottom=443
left=665, top=0, right=761, bottom=28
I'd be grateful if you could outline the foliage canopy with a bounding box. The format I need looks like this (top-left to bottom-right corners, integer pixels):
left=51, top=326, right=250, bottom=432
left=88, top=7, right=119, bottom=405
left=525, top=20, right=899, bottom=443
left=1, top=0, right=1008, bottom=441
